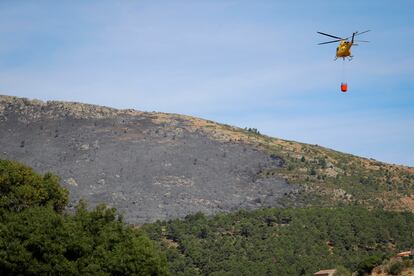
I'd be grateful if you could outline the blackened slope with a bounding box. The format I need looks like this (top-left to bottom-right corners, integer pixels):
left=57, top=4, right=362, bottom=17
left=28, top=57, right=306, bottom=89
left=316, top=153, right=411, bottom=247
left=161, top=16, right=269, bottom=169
left=0, top=95, right=292, bottom=224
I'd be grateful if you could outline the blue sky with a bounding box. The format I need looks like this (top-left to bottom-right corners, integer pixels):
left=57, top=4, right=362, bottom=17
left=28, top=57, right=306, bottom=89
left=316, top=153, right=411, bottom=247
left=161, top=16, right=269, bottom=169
left=1, top=1, right=413, bottom=166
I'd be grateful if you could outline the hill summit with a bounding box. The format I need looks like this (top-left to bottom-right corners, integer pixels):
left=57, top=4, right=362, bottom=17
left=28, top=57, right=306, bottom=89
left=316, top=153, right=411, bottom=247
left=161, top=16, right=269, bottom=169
left=1, top=95, right=413, bottom=223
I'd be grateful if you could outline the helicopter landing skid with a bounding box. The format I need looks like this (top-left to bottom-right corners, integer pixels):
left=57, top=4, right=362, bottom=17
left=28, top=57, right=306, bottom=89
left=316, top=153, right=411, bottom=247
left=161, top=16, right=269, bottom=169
left=337, top=56, right=353, bottom=61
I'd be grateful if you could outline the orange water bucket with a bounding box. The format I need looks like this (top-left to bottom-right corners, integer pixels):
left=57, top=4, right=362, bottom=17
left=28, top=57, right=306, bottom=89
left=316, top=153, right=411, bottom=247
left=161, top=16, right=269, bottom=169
left=340, top=82, right=348, bottom=92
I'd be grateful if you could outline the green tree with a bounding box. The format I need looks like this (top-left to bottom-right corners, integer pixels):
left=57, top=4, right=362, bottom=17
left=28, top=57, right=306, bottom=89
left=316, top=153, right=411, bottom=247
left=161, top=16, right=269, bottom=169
left=0, top=203, right=169, bottom=275
left=334, top=265, right=352, bottom=276
left=0, top=159, right=169, bottom=275
left=0, top=160, right=68, bottom=212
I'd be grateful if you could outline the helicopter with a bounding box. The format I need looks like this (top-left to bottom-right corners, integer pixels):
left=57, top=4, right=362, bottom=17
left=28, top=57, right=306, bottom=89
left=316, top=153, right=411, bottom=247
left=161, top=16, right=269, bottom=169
left=317, top=30, right=370, bottom=60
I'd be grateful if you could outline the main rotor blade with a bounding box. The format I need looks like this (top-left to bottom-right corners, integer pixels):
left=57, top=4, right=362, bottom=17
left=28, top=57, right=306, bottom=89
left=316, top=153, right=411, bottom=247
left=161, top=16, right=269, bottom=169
left=354, top=40, right=370, bottom=43
left=354, top=30, right=371, bottom=36
left=317, top=32, right=343, bottom=40
left=345, top=30, right=371, bottom=40
left=318, top=39, right=341, bottom=45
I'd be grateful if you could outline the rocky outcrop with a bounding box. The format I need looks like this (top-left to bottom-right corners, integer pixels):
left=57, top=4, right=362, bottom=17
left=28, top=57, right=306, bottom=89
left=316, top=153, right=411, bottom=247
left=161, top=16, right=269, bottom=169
left=0, top=95, right=295, bottom=224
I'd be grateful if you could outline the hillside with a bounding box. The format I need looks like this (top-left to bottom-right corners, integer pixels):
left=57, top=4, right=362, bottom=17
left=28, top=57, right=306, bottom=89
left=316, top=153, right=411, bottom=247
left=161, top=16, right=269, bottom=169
left=0, top=95, right=413, bottom=223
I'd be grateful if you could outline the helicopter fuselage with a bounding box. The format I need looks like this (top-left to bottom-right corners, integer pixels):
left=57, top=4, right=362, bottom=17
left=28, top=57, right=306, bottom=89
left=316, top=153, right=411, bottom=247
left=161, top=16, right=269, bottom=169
left=336, top=40, right=353, bottom=59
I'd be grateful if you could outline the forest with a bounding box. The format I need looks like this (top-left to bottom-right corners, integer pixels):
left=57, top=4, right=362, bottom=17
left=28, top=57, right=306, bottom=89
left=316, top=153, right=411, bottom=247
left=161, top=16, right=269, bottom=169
left=143, top=207, right=414, bottom=275
left=1, top=159, right=414, bottom=275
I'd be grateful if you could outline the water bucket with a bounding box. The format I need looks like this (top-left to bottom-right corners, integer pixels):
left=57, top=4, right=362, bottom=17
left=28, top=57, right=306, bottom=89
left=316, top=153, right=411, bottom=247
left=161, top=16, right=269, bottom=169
left=340, top=82, right=348, bottom=92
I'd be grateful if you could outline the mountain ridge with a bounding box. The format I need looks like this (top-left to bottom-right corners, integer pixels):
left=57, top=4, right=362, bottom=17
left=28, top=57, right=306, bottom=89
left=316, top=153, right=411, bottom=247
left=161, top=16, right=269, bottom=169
left=0, top=94, right=294, bottom=223
left=1, top=94, right=413, bottom=223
